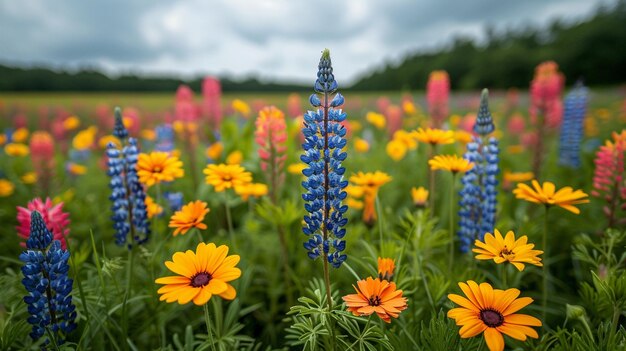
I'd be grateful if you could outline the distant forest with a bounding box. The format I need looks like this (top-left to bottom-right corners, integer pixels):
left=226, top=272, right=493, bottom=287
left=1, top=1, right=625, bottom=92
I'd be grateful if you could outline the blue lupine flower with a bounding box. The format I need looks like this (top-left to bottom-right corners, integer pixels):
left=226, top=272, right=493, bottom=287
left=164, top=191, right=184, bottom=212
left=113, top=107, right=128, bottom=140
left=458, top=89, right=499, bottom=253
left=20, top=211, right=76, bottom=345
left=155, top=124, right=175, bottom=153
left=559, top=81, right=588, bottom=168
left=301, top=49, right=348, bottom=268
left=106, top=107, right=150, bottom=248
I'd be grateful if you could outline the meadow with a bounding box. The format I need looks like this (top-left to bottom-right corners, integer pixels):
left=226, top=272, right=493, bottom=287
left=0, top=56, right=625, bottom=351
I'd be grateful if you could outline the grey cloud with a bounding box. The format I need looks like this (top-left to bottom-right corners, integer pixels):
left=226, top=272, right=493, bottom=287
left=0, top=0, right=614, bottom=82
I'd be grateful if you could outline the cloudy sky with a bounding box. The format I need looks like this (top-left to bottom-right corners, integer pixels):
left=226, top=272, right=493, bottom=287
left=0, top=0, right=615, bottom=84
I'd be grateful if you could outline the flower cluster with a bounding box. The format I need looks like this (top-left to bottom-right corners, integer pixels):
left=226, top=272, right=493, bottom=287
left=426, top=70, right=450, bottom=128
left=107, top=107, right=151, bottom=247
left=559, top=82, right=589, bottom=168
left=255, top=106, right=287, bottom=200
left=591, top=130, right=626, bottom=227
left=20, top=211, right=76, bottom=344
left=458, top=90, right=499, bottom=252
left=301, top=49, right=349, bottom=268
left=17, top=197, right=70, bottom=249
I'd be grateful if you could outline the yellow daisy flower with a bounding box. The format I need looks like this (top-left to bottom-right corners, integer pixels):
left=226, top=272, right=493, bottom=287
left=155, top=242, right=241, bottom=305
left=234, top=182, right=268, bottom=201
left=12, top=128, right=29, bottom=143
left=366, top=112, right=386, bottom=129
left=206, top=142, right=224, bottom=160
left=0, top=179, right=15, bottom=197
left=226, top=150, right=243, bottom=165
left=428, top=154, right=474, bottom=174
left=137, top=151, right=185, bottom=187
left=145, top=196, right=163, bottom=219
left=513, top=180, right=589, bottom=214
left=412, top=127, right=455, bottom=146
left=5, top=143, right=29, bottom=157
left=21, top=172, right=37, bottom=184
left=203, top=164, right=252, bottom=192
left=411, top=187, right=429, bottom=207
left=386, top=139, right=407, bottom=161
left=473, top=230, right=543, bottom=271
left=354, top=138, right=370, bottom=153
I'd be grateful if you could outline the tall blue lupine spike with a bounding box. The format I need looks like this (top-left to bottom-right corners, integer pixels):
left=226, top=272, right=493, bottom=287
left=458, top=90, right=500, bottom=252
left=559, top=81, right=588, bottom=168
left=473, top=89, right=495, bottom=136
left=113, top=107, right=128, bottom=140
left=301, top=49, right=348, bottom=268
left=106, top=108, right=151, bottom=248
left=20, top=211, right=76, bottom=345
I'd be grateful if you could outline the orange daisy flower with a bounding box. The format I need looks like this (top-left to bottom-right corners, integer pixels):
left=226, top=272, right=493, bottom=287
left=155, top=242, right=241, bottom=305
left=342, top=277, right=408, bottom=323
left=377, top=258, right=395, bottom=281
left=447, top=280, right=542, bottom=351
left=169, top=200, right=210, bottom=236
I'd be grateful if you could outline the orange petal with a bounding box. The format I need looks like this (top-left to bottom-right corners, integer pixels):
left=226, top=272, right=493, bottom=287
left=484, top=328, right=505, bottom=351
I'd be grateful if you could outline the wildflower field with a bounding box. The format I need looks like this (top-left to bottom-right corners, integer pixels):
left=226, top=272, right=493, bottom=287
left=1, top=52, right=626, bottom=351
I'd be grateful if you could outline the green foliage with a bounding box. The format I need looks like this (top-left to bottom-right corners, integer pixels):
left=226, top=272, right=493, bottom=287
left=286, top=279, right=392, bottom=351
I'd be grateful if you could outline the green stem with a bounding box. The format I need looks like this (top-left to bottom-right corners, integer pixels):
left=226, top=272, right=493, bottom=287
left=322, top=258, right=336, bottom=351
left=203, top=304, right=217, bottom=351
left=428, top=144, right=437, bottom=216
left=224, top=192, right=237, bottom=250
left=448, top=173, right=456, bottom=274
left=417, top=251, right=436, bottom=315
left=122, top=246, right=135, bottom=350
left=376, top=195, right=384, bottom=255
left=501, top=264, right=507, bottom=289
left=542, top=206, right=550, bottom=323
left=196, top=228, right=204, bottom=243
left=581, top=316, right=595, bottom=342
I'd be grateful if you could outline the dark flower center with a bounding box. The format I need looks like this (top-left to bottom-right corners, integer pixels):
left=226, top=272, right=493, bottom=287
left=191, top=272, right=211, bottom=287
left=500, top=246, right=514, bottom=260
left=480, top=309, right=504, bottom=328
left=368, top=295, right=381, bottom=306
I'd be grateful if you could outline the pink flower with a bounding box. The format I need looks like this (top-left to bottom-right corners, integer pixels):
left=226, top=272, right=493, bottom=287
left=591, top=131, right=626, bottom=227
left=426, top=70, right=450, bottom=128
left=287, top=93, right=303, bottom=118
left=202, top=77, right=223, bottom=130
left=507, top=113, right=526, bottom=135
left=529, top=61, right=564, bottom=129
left=385, top=105, right=403, bottom=136
left=255, top=106, right=287, bottom=200
left=175, top=85, right=198, bottom=123
left=376, top=96, right=391, bottom=113
left=17, top=198, right=70, bottom=249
